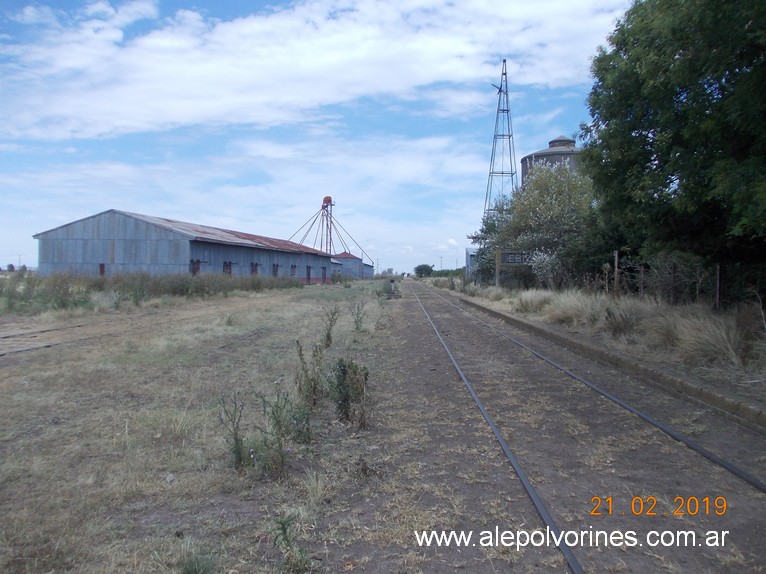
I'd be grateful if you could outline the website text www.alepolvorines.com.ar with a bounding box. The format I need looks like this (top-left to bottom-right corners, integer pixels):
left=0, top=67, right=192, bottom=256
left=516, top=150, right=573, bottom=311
left=414, top=526, right=730, bottom=551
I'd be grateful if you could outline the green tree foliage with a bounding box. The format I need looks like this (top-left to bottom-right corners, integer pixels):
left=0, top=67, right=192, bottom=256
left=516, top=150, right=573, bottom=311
left=469, top=163, right=598, bottom=285
left=580, top=0, right=766, bottom=264
left=501, top=161, right=595, bottom=254
left=413, top=264, right=434, bottom=278
left=467, top=194, right=511, bottom=282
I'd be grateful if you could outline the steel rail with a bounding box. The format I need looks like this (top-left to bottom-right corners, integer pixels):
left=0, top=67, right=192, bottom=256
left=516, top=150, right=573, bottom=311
left=408, top=282, right=586, bottom=574
left=418, top=283, right=766, bottom=494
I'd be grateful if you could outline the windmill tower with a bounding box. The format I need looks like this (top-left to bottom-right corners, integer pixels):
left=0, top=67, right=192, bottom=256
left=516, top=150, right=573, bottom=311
left=484, top=59, right=518, bottom=214
left=295, top=196, right=335, bottom=254
left=290, top=196, right=375, bottom=276
left=319, top=195, right=333, bottom=254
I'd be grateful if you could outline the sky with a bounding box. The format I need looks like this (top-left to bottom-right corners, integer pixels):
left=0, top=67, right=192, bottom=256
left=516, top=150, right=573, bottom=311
left=0, top=0, right=631, bottom=274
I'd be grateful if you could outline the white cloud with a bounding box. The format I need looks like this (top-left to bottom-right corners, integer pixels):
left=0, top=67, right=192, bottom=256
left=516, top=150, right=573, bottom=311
left=0, top=0, right=631, bottom=272
left=1, top=0, right=626, bottom=140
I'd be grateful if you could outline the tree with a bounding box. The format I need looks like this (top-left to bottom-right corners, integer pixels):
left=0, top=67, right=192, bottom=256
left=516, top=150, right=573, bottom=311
left=580, top=0, right=766, bottom=265
left=413, top=264, right=434, bottom=278
left=468, top=194, right=509, bottom=282
left=468, top=162, right=597, bottom=286
left=501, top=161, right=594, bottom=254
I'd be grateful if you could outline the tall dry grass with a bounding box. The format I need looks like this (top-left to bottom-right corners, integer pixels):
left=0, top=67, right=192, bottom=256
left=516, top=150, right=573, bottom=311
left=0, top=270, right=305, bottom=315
left=437, top=282, right=765, bottom=377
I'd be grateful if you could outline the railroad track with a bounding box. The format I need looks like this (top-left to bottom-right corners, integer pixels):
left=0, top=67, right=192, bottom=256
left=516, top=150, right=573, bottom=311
left=406, top=280, right=766, bottom=573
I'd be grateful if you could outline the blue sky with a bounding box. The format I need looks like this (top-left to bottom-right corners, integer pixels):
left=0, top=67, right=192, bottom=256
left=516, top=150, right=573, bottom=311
left=0, top=0, right=630, bottom=274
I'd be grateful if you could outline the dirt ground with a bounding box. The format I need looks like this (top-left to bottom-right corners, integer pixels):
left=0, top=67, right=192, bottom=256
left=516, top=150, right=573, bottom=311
left=1, top=283, right=764, bottom=573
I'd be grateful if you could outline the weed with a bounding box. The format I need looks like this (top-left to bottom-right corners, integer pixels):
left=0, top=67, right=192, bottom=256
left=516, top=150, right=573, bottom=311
left=460, top=280, right=479, bottom=296
left=295, top=341, right=324, bottom=407
left=179, top=549, right=216, bottom=574
left=543, top=290, right=607, bottom=326
left=604, top=305, right=638, bottom=337
left=515, top=288, right=553, bottom=313
left=330, top=358, right=370, bottom=428
left=218, top=394, right=246, bottom=469
left=301, top=469, right=328, bottom=508
left=248, top=430, right=288, bottom=479
left=643, top=313, right=680, bottom=349
left=272, top=514, right=313, bottom=573
left=246, top=389, right=311, bottom=479
left=258, top=389, right=312, bottom=444
left=349, top=298, right=367, bottom=332
left=0, top=271, right=305, bottom=316
left=320, top=303, right=340, bottom=348
left=676, top=314, right=746, bottom=369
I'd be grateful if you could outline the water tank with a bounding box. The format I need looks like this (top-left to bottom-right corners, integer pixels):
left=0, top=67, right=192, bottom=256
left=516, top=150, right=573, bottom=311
left=520, top=135, right=580, bottom=184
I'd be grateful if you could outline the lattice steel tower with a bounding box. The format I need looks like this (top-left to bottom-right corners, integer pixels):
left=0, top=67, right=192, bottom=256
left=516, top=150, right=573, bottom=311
left=483, top=59, right=518, bottom=214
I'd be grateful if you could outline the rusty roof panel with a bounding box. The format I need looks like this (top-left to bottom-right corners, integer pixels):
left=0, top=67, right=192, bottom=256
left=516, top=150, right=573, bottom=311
left=121, top=210, right=328, bottom=256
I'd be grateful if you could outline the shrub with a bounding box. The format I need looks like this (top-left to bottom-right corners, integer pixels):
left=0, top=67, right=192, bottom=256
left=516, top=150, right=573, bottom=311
left=330, top=358, right=370, bottom=428
left=218, top=394, right=246, bottom=469
left=272, top=514, right=313, bottom=572
left=349, top=298, right=367, bottom=332
left=295, top=341, right=324, bottom=408
left=643, top=313, right=680, bottom=350
left=179, top=549, right=215, bottom=574
left=246, top=389, right=312, bottom=479
left=514, top=289, right=554, bottom=314
left=543, top=290, right=606, bottom=326
left=320, top=303, right=340, bottom=348
left=676, top=315, right=746, bottom=369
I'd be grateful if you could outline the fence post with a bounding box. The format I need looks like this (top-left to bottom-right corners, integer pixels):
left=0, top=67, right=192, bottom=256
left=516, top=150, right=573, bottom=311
left=714, top=263, right=721, bottom=310
left=613, top=250, right=620, bottom=297
left=671, top=262, right=677, bottom=305
left=495, top=250, right=500, bottom=288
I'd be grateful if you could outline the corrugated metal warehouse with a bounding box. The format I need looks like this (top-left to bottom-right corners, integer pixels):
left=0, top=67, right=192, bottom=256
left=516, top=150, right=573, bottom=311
left=34, top=209, right=339, bottom=283
left=334, top=251, right=374, bottom=280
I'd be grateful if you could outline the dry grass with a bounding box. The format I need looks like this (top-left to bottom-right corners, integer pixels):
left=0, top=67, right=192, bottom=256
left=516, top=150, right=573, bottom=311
left=514, top=288, right=556, bottom=314
left=543, top=290, right=609, bottom=327
left=0, top=282, right=398, bottom=573
left=445, top=283, right=766, bottom=378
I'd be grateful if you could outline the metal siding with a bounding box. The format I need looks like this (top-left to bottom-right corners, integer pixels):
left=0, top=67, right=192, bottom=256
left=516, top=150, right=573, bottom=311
left=35, top=211, right=190, bottom=276
left=35, top=210, right=334, bottom=278
left=189, top=241, right=332, bottom=281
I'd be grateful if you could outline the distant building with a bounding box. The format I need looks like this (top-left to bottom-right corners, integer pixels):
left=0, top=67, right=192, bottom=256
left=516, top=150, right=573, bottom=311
left=333, top=251, right=374, bottom=279
left=520, top=135, right=580, bottom=185
left=33, top=209, right=338, bottom=283
left=465, top=248, right=478, bottom=280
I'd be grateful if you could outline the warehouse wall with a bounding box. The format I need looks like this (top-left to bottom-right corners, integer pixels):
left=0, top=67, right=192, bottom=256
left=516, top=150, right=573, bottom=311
left=36, top=211, right=336, bottom=282
left=36, top=212, right=190, bottom=276
left=189, top=241, right=332, bottom=283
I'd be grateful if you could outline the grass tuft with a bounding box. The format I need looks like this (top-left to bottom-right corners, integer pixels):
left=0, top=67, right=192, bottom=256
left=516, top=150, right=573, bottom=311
left=676, top=314, right=746, bottom=369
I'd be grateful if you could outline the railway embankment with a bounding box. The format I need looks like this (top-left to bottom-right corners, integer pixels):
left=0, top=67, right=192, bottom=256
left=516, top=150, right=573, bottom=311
left=457, top=295, right=766, bottom=430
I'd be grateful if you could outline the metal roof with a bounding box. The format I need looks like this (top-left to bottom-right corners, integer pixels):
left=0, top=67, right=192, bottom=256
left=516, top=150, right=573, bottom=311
left=123, top=210, right=331, bottom=255
left=36, top=209, right=330, bottom=256
left=334, top=251, right=362, bottom=260
left=524, top=135, right=579, bottom=157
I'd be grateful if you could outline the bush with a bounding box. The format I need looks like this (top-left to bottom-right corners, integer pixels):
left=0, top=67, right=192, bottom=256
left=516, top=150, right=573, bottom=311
left=0, top=271, right=305, bottom=316
left=675, top=314, right=746, bottom=369
left=515, top=289, right=554, bottom=314
left=330, top=358, right=370, bottom=428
